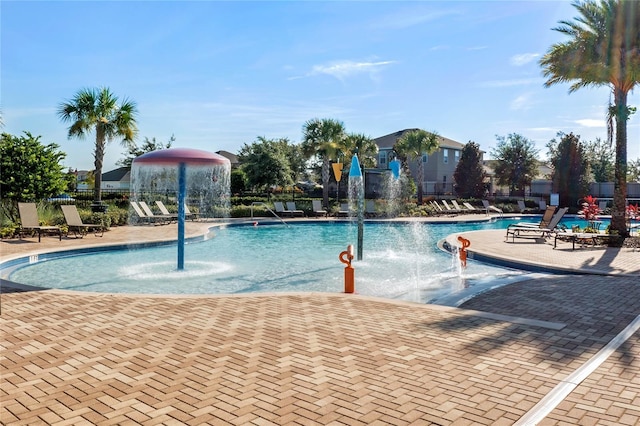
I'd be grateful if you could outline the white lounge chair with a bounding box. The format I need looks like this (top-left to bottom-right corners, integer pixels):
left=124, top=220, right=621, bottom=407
left=274, top=201, right=292, bottom=217
left=482, top=200, right=503, bottom=216
left=517, top=200, right=527, bottom=213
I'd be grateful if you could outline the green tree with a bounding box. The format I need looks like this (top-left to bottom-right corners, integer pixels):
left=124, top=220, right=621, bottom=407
left=117, top=134, right=174, bottom=167
left=585, top=137, right=615, bottom=182
left=547, top=132, right=590, bottom=208
left=0, top=132, right=68, bottom=219
left=343, top=133, right=378, bottom=169
left=301, top=118, right=346, bottom=208
left=394, top=129, right=439, bottom=205
left=453, top=141, right=486, bottom=198
left=628, top=158, right=640, bottom=182
left=238, top=137, right=295, bottom=192
left=491, top=133, right=539, bottom=198
left=58, top=87, right=138, bottom=206
left=230, top=168, right=248, bottom=194
left=540, top=0, right=640, bottom=236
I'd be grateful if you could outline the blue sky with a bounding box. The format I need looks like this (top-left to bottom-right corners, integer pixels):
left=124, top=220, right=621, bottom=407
left=3, top=0, right=639, bottom=173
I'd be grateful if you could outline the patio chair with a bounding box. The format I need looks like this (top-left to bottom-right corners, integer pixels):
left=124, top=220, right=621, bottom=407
left=184, top=204, right=199, bottom=220
left=505, top=207, right=568, bottom=242
left=462, top=202, right=481, bottom=213
left=430, top=200, right=453, bottom=216
left=539, top=200, right=548, bottom=212
left=337, top=203, right=350, bottom=217
left=17, top=202, right=62, bottom=242
left=508, top=205, right=557, bottom=230
left=312, top=200, right=327, bottom=217
left=273, top=201, right=291, bottom=217
left=155, top=201, right=180, bottom=221
left=365, top=200, right=379, bottom=218
left=135, top=201, right=173, bottom=225
left=286, top=202, right=305, bottom=217
left=61, top=205, right=103, bottom=238
left=451, top=200, right=470, bottom=213
left=441, top=200, right=461, bottom=214
left=482, top=200, right=503, bottom=216
left=130, top=201, right=151, bottom=224
left=517, top=200, right=527, bottom=213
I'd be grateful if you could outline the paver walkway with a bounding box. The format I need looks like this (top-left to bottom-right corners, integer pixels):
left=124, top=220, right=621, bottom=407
left=1, top=217, right=639, bottom=425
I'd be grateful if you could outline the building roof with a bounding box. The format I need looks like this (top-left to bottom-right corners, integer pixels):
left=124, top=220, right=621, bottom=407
left=216, top=150, right=239, bottom=166
left=373, top=128, right=465, bottom=150
left=101, top=167, right=131, bottom=182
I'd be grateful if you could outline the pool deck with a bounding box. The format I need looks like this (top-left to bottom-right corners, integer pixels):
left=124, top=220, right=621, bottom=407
left=1, top=215, right=639, bottom=425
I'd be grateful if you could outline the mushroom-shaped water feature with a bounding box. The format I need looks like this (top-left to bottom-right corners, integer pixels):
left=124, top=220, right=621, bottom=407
left=132, top=148, right=231, bottom=270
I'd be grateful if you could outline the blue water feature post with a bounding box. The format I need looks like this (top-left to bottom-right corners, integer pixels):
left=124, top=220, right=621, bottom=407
left=349, top=154, right=364, bottom=261
left=177, top=162, right=186, bottom=270
left=389, top=158, right=401, bottom=180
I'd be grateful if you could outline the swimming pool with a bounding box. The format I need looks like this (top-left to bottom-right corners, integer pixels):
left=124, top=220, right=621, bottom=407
left=5, top=218, right=562, bottom=304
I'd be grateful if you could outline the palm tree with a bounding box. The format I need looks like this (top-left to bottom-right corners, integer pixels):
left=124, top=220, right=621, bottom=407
left=344, top=133, right=379, bottom=169
left=301, top=118, right=346, bottom=208
left=540, top=0, right=640, bottom=237
left=58, top=87, right=138, bottom=207
left=394, top=129, right=440, bottom=205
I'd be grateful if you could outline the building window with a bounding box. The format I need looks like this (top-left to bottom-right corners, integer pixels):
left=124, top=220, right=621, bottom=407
left=454, top=150, right=459, bottom=162
left=422, top=153, right=428, bottom=163
left=379, top=152, right=387, bottom=167
left=443, top=149, right=449, bottom=164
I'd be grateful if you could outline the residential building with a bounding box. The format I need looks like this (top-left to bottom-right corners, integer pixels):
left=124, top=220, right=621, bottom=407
left=372, top=129, right=468, bottom=196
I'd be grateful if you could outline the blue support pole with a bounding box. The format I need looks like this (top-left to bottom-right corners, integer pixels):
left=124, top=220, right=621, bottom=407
left=177, top=162, right=186, bottom=270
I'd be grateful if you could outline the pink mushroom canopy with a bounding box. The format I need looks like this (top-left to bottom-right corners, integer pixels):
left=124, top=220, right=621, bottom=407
left=132, top=148, right=230, bottom=166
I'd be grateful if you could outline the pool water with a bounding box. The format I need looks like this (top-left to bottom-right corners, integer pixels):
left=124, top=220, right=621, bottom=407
left=6, top=217, right=591, bottom=303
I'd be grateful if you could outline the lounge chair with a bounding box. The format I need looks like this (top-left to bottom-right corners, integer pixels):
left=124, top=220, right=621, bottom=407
left=337, top=203, right=350, bottom=217
left=365, top=200, right=378, bottom=218
left=482, top=200, right=503, bottom=216
left=61, top=205, right=104, bottom=238
left=17, top=202, right=62, bottom=242
left=505, top=207, right=568, bottom=242
left=312, top=200, right=327, bottom=217
left=430, top=200, right=452, bottom=216
left=139, top=201, right=176, bottom=224
left=451, top=200, right=469, bottom=213
left=286, top=202, right=305, bottom=217
left=441, top=200, right=460, bottom=214
left=539, top=200, right=548, bottom=212
left=517, top=200, right=527, bottom=213
left=155, top=201, right=180, bottom=221
left=598, top=200, right=608, bottom=214
left=274, top=201, right=292, bottom=217
left=508, top=205, right=557, bottom=229
left=130, top=201, right=151, bottom=224
left=462, top=202, right=481, bottom=213
left=184, top=204, right=199, bottom=220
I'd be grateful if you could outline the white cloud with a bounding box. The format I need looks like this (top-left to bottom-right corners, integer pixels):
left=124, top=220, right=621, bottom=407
left=510, top=93, right=532, bottom=111
left=479, top=78, right=540, bottom=88
left=510, top=53, right=540, bottom=66
left=575, top=118, right=605, bottom=128
left=306, top=60, right=396, bottom=81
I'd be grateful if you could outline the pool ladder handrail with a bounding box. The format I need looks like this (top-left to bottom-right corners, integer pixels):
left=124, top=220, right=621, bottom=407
left=250, top=202, right=290, bottom=226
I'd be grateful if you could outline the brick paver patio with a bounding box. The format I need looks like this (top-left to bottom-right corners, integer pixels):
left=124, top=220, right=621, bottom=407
left=1, top=217, right=638, bottom=425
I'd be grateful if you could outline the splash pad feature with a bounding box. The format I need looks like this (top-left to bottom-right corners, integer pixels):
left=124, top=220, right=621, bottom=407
left=131, top=148, right=231, bottom=270
left=348, top=154, right=365, bottom=260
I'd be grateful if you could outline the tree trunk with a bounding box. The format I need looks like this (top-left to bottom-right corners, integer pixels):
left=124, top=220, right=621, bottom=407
left=322, top=157, right=330, bottom=209
left=93, top=130, right=105, bottom=204
left=611, top=89, right=628, bottom=237
left=416, top=159, right=423, bottom=205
